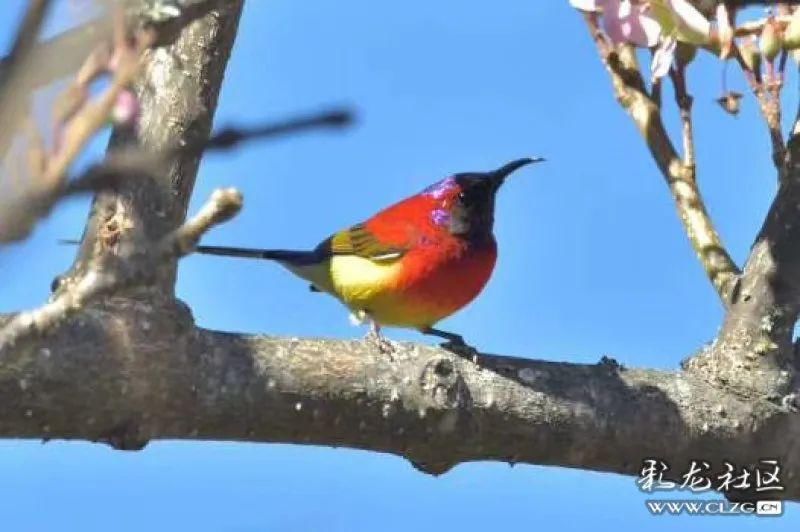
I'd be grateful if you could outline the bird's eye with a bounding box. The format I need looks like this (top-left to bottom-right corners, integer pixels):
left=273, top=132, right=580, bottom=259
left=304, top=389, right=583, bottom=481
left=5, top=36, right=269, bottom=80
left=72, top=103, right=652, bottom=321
left=458, top=192, right=466, bottom=200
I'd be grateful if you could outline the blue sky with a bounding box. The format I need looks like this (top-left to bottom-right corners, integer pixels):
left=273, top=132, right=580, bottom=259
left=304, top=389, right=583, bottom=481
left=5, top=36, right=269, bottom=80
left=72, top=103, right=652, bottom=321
left=0, top=1, right=795, bottom=530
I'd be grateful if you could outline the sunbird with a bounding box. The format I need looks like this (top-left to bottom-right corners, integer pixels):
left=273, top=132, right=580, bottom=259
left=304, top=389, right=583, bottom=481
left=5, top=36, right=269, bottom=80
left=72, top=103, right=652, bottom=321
left=196, top=157, right=543, bottom=347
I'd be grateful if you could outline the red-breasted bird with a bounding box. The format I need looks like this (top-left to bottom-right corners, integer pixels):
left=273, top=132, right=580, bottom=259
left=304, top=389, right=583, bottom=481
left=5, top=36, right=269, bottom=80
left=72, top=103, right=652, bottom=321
left=195, top=157, right=543, bottom=347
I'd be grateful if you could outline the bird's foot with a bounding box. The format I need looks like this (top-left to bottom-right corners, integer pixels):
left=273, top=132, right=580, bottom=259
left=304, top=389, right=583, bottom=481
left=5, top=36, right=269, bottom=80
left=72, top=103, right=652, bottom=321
left=367, top=333, right=396, bottom=356
left=364, top=321, right=396, bottom=358
left=441, top=339, right=481, bottom=365
left=421, top=327, right=481, bottom=364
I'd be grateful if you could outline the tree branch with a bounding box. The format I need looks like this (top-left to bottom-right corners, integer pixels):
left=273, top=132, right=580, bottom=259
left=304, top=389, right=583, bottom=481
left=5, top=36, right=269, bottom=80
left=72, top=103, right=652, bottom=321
left=0, top=0, right=231, bottom=99
left=0, top=17, right=155, bottom=245
left=0, top=0, right=53, bottom=158
left=67, top=107, right=355, bottom=183
left=0, top=310, right=797, bottom=497
left=731, top=44, right=787, bottom=177
left=670, top=62, right=694, bottom=168
left=69, top=0, right=246, bottom=295
left=685, top=80, right=800, bottom=396
left=583, top=14, right=741, bottom=304
left=0, top=0, right=51, bottom=89
left=0, top=1, right=247, bottom=244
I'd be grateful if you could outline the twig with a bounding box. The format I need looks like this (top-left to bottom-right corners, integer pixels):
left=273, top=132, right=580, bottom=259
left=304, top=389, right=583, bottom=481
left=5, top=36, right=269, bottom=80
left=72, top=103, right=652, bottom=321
left=159, top=188, right=243, bottom=255
left=582, top=12, right=740, bottom=304
left=0, top=188, right=243, bottom=350
left=0, top=0, right=54, bottom=158
left=0, top=0, right=238, bottom=101
left=731, top=44, right=787, bottom=178
left=670, top=65, right=695, bottom=167
left=204, top=109, right=354, bottom=151
left=0, top=16, right=154, bottom=244
left=0, top=1, right=252, bottom=245
left=0, top=0, right=51, bottom=82
left=61, top=107, right=355, bottom=194
left=733, top=14, right=792, bottom=37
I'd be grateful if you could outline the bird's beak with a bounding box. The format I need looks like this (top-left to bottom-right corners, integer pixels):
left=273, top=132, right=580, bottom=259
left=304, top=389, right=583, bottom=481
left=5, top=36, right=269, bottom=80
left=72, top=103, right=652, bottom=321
left=491, top=157, right=545, bottom=185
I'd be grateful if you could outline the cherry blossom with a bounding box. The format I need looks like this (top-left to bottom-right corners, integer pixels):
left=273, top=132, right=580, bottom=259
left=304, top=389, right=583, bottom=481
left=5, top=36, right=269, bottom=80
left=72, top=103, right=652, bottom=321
left=569, top=0, right=712, bottom=47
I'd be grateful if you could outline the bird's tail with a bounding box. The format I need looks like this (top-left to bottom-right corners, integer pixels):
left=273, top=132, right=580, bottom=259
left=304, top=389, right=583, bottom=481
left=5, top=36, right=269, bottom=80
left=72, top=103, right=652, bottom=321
left=195, top=245, right=320, bottom=265
left=60, top=239, right=319, bottom=265
left=196, top=244, right=332, bottom=293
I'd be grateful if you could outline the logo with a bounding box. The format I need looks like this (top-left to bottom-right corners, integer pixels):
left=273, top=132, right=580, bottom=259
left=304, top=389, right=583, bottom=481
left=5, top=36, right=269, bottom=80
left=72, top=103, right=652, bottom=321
left=637, top=458, right=785, bottom=494
left=644, top=500, right=784, bottom=517
left=756, top=501, right=783, bottom=516
left=637, top=459, right=786, bottom=517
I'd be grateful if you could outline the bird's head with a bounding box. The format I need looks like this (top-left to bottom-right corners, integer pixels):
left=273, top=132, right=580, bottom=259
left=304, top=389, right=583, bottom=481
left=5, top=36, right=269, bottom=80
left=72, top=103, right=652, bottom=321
left=423, top=157, right=543, bottom=240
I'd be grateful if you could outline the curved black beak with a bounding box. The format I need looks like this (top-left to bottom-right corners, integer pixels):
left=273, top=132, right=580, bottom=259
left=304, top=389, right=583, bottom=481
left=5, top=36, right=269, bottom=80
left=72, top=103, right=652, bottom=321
left=491, top=157, right=545, bottom=185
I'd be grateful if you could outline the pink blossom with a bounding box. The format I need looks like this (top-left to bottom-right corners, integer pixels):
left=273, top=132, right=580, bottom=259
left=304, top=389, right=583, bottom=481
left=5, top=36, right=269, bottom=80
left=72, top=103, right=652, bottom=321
left=570, top=0, right=660, bottom=47
left=569, top=0, right=713, bottom=47
left=604, top=1, right=661, bottom=47
left=110, top=89, right=140, bottom=128
left=649, top=0, right=711, bottom=44
left=569, top=0, right=605, bottom=10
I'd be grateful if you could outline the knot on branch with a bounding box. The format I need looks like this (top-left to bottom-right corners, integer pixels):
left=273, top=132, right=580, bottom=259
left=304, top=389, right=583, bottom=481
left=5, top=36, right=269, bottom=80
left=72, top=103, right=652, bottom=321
left=419, top=357, right=472, bottom=411
left=781, top=392, right=800, bottom=413
left=407, top=457, right=457, bottom=477
left=95, top=418, right=149, bottom=451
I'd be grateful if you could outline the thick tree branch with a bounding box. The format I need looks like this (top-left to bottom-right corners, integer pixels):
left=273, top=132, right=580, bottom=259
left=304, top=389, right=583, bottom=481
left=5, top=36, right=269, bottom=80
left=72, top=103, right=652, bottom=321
left=686, top=93, right=800, bottom=396
left=69, top=0, right=245, bottom=294
left=0, top=309, right=797, bottom=498
left=583, top=14, right=740, bottom=304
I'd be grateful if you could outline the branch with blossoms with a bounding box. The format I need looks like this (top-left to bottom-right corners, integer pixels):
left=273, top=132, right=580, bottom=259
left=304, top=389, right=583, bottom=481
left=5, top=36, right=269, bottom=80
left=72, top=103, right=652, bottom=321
left=570, top=0, right=746, bottom=303
left=570, top=0, right=800, bottom=303
left=0, top=1, right=261, bottom=246
left=0, top=9, right=154, bottom=246
left=571, top=0, right=800, bottom=399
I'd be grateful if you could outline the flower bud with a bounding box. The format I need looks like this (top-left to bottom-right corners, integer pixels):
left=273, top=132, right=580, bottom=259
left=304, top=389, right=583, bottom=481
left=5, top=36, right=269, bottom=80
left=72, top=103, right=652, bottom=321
left=784, top=10, right=800, bottom=50
left=715, top=2, right=735, bottom=59
left=760, top=18, right=782, bottom=62
left=739, top=37, right=761, bottom=74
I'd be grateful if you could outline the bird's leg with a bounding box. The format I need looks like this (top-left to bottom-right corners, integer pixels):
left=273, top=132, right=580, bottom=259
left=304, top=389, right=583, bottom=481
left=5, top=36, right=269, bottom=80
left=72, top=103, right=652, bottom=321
left=364, top=319, right=396, bottom=357
left=420, top=327, right=481, bottom=363
left=422, top=327, right=465, bottom=344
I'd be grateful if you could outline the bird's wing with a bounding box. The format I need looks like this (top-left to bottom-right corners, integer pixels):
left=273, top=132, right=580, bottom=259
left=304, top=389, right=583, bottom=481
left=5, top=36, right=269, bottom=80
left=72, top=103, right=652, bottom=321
left=318, top=223, right=408, bottom=263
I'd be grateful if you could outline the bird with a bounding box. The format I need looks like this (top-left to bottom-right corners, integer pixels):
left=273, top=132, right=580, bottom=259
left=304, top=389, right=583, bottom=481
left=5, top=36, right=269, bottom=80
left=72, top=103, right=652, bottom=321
left=192, top=157, right=543, bottom=350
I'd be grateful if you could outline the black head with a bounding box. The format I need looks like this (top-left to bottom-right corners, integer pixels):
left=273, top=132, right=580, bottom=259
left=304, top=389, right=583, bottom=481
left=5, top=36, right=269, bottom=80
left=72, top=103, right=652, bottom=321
left=448, top=157, right=543, bottom=240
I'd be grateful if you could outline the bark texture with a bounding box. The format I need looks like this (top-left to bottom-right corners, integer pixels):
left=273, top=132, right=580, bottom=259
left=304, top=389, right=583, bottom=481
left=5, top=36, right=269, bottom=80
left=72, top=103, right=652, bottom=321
left=72, top=0, right=245, bottom=292
left=2, top=303, right=798, bottom=499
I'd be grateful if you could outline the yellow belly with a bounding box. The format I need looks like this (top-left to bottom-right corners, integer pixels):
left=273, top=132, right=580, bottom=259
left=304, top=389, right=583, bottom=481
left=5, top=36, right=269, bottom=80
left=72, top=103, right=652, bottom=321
left=283, top=255, right=445, bottom=328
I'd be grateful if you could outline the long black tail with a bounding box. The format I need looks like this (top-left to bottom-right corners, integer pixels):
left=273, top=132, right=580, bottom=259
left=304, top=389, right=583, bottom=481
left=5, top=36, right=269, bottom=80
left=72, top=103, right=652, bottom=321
left=60, top=239, right=318, bottom=265
left=195, top=245, right=319, bottom=264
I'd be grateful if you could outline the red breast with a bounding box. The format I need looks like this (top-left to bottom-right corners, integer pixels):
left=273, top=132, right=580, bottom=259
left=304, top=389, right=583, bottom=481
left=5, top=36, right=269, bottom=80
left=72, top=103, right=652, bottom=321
left=361, top=182, right=498, bottom=324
